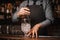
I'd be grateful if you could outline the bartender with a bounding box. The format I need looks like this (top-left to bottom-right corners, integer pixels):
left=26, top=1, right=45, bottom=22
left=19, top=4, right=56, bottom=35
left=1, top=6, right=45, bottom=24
left=12, top=0, right=54, bottom=38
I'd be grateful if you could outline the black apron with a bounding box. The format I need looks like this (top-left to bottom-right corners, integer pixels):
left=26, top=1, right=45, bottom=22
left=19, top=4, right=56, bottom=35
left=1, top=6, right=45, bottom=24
left=28, top=4, right=48, bottom=36
left=29, top=4, right=46, bottom=27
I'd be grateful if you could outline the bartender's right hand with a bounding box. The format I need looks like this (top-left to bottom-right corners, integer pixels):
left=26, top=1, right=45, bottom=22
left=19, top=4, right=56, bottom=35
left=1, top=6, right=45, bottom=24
left=17, top=7, right=30, bottom=16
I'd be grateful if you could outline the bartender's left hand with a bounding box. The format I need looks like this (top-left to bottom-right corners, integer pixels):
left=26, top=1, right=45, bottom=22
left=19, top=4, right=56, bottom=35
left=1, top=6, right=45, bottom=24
left=27, top=23, right=42, bottom=38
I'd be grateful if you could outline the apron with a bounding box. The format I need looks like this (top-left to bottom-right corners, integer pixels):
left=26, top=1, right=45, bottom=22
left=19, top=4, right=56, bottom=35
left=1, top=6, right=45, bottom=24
left=28, top=4, right=48, bottom=35
left=29, top=4, right=46, bottom=27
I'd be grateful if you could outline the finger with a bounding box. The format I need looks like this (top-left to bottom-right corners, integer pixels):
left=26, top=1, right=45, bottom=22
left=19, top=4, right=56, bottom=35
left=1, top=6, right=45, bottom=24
left=35, top=32, right=38, bottom=38
left=23, top=7, right=30, bottom=11
left=24, top=11, right=30, bottom=15
left=27, top=31, right=31, bottom=37
left=32, top=30, right=34, bottom=38
left=25, top=11, right=30, bottom=14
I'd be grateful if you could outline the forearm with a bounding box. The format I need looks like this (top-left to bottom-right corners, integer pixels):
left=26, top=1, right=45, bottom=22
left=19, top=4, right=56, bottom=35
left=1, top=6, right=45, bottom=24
left=12, top=10, right=22, bottom=22
left=39, top=0, right=54, bottom=27
left=39, top=19, right=51, bottom=27
left=12, top=13, right=18, bottom=22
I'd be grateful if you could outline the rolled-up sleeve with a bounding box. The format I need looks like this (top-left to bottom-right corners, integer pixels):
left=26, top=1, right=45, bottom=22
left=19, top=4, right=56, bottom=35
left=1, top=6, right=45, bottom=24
left=12, top=12, right=19, bottom=22
left=12, top=1, right=27, bottom=22
left=40, top=0, right=54, bottom=27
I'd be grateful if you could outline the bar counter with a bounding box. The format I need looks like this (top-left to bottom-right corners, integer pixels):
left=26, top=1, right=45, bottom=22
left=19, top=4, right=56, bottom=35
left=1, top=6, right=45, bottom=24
left=0, top=34, right=60, bottom=40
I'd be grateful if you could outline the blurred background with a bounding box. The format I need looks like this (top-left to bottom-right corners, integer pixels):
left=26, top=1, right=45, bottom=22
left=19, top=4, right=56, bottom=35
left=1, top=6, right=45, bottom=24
left=0, top=0, right=60, bottom=36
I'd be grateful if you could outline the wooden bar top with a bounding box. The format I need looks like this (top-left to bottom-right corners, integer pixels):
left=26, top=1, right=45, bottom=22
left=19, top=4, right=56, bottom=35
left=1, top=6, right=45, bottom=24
left=0, top=34, right=60, bottom=40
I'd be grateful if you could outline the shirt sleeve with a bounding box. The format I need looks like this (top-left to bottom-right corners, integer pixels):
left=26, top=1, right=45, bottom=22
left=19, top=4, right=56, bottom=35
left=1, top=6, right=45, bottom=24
left=12, top=1, right=27, bottom=22
left=12, top=12, right=19, bottom=22
left=40, top=0, right=54, bottom=27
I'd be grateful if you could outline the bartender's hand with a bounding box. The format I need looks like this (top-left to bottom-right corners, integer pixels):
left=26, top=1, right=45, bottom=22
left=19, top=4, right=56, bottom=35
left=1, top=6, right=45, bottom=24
left=17, top=7, right=30, bottom=16
left=27, top=23, right=42, bottom=38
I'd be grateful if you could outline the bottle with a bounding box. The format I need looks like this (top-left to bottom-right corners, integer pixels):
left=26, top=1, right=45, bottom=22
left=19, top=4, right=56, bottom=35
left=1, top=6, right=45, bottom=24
left=6, top=25, right=9, bottom=34
left=6, top=9, right=9, bottom=13
left=0, top=25, right=1, bottom=34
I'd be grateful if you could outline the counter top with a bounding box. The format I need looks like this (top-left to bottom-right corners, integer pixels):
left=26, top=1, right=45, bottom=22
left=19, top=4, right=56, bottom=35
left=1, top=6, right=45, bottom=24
left=0, top=34, right=60, bottom=40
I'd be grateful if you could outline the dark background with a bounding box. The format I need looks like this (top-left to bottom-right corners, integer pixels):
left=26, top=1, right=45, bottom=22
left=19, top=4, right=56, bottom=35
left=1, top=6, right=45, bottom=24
left=0, top=0, right=60, bottom=36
